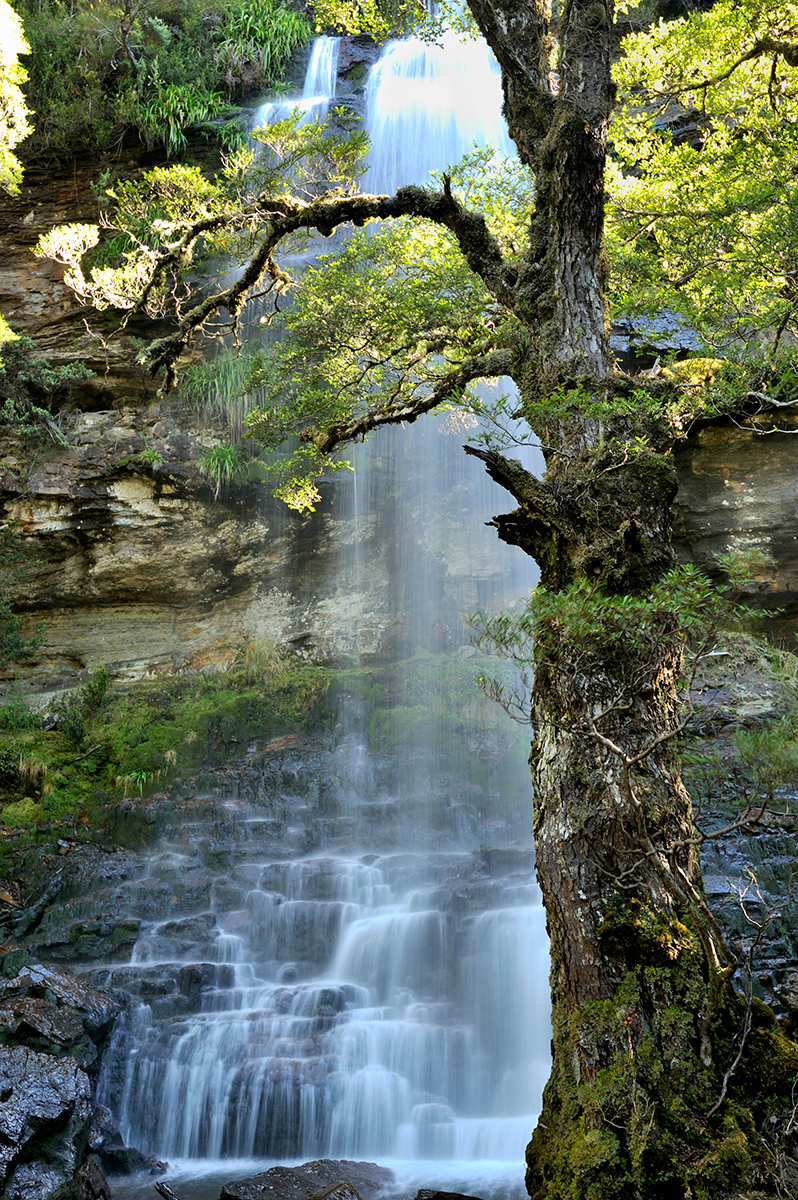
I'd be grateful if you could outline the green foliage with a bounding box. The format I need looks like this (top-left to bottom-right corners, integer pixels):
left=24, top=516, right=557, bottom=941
left=244, top=171, right=518, bottom=506
left=178, top=348, right=262, bottom=440
left=34, top=115, right=372, bottom=319
left=311, top=0, right=422, bottom=38
left=610, top=0, right=798, bottom=347
left=80, top=664, right=111, bottom=717
left=0, top=646, right=331, bottom=825
left=196, top=440, right=250, bottom=495
left=35, top=164, right=230, bottom=312
left=0, top=315, right=92, bottom=442
left=474, top=564, right=724, bottom=673
left=51, top=665, right=111, bottom=748
left=0, top=693, right=40, bottom=731
left=735, top=716, right=798, bottom=793
left=134, top=446, right=163, bottom=465
left=216, top=0, right=310, bottom=93
left=14, top=0, right=311, bottom=157
left=0, top=0, right=32, bottom=194
left=247, top=110, right=371, bottom=198
left=137, top=80, right=226, bottom=157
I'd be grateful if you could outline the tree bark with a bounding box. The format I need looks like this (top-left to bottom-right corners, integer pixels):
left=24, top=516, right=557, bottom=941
left=461, top=1, right=798, bottom=1196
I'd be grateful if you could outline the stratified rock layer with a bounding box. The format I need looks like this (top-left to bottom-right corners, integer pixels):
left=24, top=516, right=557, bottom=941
left=672, top=415, right=798, bottom=635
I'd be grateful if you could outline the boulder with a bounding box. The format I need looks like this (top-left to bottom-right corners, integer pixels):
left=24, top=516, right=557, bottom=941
left=0, top=963, right=125, bottom=1200
left=0, top=1045, right=92, bottom=1195
left=87, top=1105, right=149, bottom=1175
left=220, top=1159, right=394, bottom=1200
left=55, top=1154, right=113, bottom=1200
left=0, top=963, right=121, bottom=1040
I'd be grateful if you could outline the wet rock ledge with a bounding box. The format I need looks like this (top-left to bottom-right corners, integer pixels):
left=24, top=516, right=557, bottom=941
left=0, top=954, right=127, bottom=1199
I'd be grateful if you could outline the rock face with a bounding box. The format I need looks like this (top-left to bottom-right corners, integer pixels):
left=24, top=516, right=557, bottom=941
left=0, top=402, right=534, bottom=693
left=3, top=404, right=797, bottom=695
left=0, top=958, right=120, bottom=1200
left=672, top=415, right=798, bottom=637
left=0, top=152, right=175, bottom=407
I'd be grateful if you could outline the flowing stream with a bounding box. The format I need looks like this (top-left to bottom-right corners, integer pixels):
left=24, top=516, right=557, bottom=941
left=101, top=31, right=550, bottom=1200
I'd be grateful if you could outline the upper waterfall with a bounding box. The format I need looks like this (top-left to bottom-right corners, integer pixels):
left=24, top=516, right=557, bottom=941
left=252, top=35, right=341, bottom=127
left=364, top=32, right=513, bottom=194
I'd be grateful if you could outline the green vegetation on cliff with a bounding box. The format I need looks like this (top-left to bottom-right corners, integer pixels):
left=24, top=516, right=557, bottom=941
left=11, top=0, right=310, bottom=157
left=0, top=651, right=330, bottom=834
left=0, top=0, right=31, bottom=193
left=0, top=647, right=521, bottom=858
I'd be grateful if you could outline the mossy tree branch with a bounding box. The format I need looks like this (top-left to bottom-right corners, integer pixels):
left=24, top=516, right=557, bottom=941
left=136, top=183, right=515, bottom=387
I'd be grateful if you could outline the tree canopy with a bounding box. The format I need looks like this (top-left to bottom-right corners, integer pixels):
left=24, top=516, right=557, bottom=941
left=610, top=0, right=798, bottom=348
left=0, top=0, right=31, bottom=194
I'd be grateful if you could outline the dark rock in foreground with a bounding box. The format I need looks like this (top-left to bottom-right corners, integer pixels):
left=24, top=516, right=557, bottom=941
left=415, top=1192, right=489, bottom=1200
left=220, top=1159, right=394, bottom=1200
left=0, top=954, right=123, bottom=1199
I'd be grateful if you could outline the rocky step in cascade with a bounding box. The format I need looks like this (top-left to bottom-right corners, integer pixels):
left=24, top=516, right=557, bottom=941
left=82, top=731, right=550, bottom=1177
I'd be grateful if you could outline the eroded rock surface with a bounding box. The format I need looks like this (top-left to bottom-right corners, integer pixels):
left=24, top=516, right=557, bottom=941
left=220, top=1159, right=394, bottom=1200
left=0, top=952, right=138, bottom=1199
left=0, top=1044, right=96, bottom=1199
left=0, top=403, right=532, bottom=692
left=672, top=415, right=798, bottom=636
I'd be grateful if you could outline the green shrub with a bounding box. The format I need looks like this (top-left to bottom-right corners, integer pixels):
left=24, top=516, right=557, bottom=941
left=197, top=441, right=251, bottom=497
left=14, top=0, right=312, bottom=157
left=137, top=81, right=226, bottom=156
left=80, top=664, right=110, bottom=719
left=0, top=694, right=40, bottom=731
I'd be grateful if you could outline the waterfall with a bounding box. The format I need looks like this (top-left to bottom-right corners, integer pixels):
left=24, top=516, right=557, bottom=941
left=252, top=35, right=340, bottom=128
left=101, top=32, right=551, bottom=1200
left=364, top=31, right=513, bottom=193
left=110, top=841, right=550, bottom=1183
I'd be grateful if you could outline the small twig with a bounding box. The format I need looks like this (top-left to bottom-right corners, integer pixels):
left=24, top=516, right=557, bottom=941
left=708, top=963, right=754, bottom=1117
left=70, top=743, right=103, bottom=764
left=154, top=1183, right=183, bottom=1200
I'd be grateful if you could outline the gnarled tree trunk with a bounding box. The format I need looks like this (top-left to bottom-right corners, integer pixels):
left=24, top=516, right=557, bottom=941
left=463, top=0, right=798, bottom=1195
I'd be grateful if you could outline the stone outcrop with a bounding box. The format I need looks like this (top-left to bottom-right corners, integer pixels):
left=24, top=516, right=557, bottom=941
left=0, top=401, right=532, bottom=693
left=0, top=151, right=175, bottom=407
left=219, top=1158, right=394, bottom=1200
left=0, top=958, right=121, bottom=1200
left=672, top=413, right=798, bottom=638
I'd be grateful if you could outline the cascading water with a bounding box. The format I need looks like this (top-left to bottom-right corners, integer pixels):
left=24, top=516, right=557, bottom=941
left=100, top=29, right=551, bottom=1200
left=102, top=755, right=550, bottom=1200
left=253, top=35, right=340, bottom=128
left=363, top=31, right=512, bottom=193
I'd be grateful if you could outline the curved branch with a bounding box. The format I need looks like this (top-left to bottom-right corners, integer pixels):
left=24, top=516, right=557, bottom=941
left=463, top=443, right=554, bottom=514
left=302, top=346, right=514, bottom=454
left=138, top=185, right=517, bottom=387
left=665, top=36, right=798, bottom=97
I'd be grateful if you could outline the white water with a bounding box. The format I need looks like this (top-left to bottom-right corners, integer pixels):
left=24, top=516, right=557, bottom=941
left=364, top=31, right=513, bottom=193
left=114, top=851, right=550, bottom=1165
left=252, top=35, right=341, bottom=128
left=102, top=31, right=550, bottom=1200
